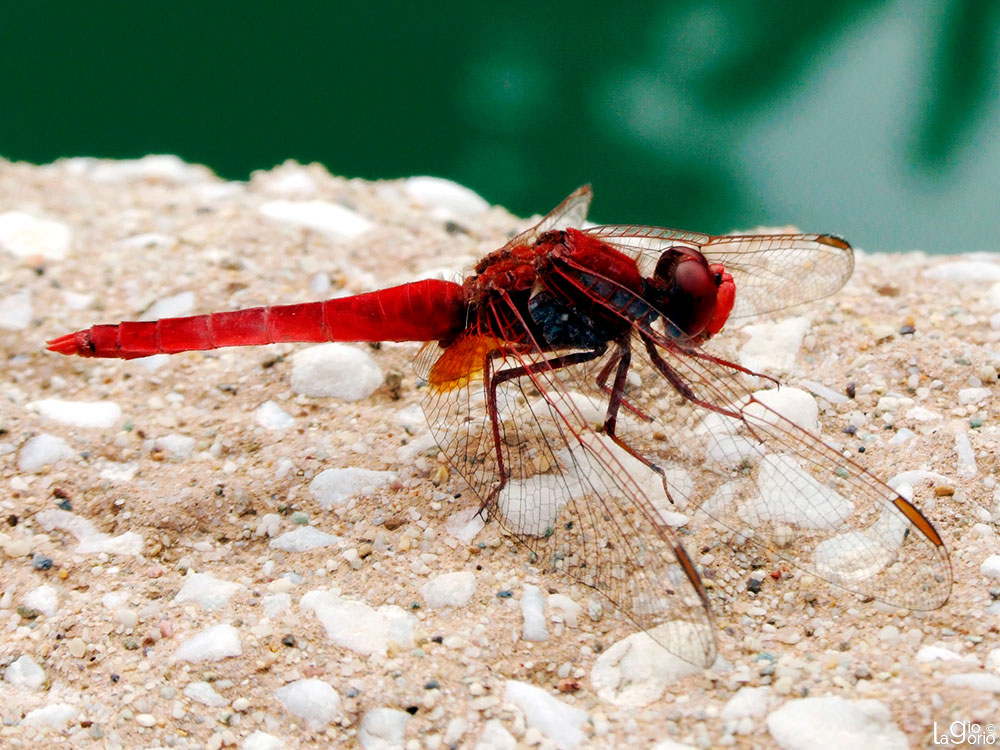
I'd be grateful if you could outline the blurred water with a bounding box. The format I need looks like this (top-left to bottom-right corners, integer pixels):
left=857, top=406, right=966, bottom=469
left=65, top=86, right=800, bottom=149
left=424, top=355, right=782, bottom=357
left=1, top=1, right=996, bottom=252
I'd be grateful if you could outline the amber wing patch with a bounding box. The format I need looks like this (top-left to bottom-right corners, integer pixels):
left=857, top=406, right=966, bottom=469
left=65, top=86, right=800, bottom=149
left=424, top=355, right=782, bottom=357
left=426, top=333, right=503, bottom=392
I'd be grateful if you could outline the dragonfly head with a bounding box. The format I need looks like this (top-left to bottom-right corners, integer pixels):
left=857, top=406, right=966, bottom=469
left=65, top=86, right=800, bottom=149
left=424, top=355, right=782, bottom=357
left=644, top=247, right=735, bottom=340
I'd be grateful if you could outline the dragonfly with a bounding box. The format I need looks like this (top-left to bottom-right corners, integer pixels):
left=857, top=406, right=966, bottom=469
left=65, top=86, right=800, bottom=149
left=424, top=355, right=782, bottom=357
left=47, top=186, right=951, bottom=667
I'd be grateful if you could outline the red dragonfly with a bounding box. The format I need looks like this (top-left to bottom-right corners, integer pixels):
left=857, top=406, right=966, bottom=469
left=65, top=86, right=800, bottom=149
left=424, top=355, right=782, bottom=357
left=47, top=186, right=951, bottom=667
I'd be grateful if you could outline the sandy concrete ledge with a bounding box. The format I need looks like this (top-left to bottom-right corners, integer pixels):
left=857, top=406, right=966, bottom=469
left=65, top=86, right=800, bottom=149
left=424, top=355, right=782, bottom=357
left=0, top=157, right=998, bottom=749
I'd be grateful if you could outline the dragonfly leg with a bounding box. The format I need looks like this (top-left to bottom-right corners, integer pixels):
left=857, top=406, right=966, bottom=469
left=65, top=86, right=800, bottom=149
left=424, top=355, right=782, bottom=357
left=642, top=335, right=781, bottom=443
left=482, top=346, right=608, bottom=515
left=686, top=347, right=780, bottom=387
left=594, top=349, right=653, bottom=421
left=642, top=335, right=743, bottom=419
left=599, top=338, right=678, bottom=501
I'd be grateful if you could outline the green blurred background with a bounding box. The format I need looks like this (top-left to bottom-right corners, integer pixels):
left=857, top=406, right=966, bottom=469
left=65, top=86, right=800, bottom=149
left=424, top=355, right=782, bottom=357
left=2, top=2, right=997, bottom=252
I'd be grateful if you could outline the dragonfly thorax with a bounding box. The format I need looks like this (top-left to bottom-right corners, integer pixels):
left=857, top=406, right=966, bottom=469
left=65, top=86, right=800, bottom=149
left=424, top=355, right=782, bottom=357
left=526, top=281, right=611, bottom=350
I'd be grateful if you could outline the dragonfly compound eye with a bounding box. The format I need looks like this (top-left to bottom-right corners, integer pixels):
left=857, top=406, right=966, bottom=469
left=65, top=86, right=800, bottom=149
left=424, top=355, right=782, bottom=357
left=646, top=247, right=719, bottom=338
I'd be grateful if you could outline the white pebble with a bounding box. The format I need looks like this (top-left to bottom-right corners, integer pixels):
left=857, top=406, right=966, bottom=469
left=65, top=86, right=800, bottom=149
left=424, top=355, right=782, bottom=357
left=255, top=401, right=295, bottom=431
left=268, top=577, right=295, bottom=594
left=118, top=232, right=177, bottom=250
left=184, top=681, right=228, bottom=707
left=256, top=513, right=282, bottom=537
left=888, top=428, right=915, bottom=446
left=67, top=154, right=213, bottom=183
left=797, top=380, right=849, bottom=405
left=23, top=584, right=59, bottom=617
left=504, top=680, right=588, bottom=749
left=404, top=177, right=490, bottom=217
left=887, top=470, right=949, bottom=496
left=548, top=594, right=581, bottom=628
left=309, top=467, right=396, bottom=509
left=738, top=317, right=810, bottom=375
left=308, top=272, right=331, bottom=294
left=140, top=291, right=195, bottom=321
left=115, top=607, right=139, bottom=628
left=27, top=398, right=122, bottom=428
left=18, top=433, right=73, bottom=472
left=154, top=434, right=195, bottom=460
left=444, top=717, right=468, bottom=746
left=745, top=387, right=820, bottom=434
left=875, top=395, right=910, bottom=412
left=955, top=432, right=978, bottom=478
left=262, top=593, right=292, bottom=618
left=475, top=720, right=517, bottom=750
left=3, top=538, right=32, bottom=557
left=138, top=353, right=170, bottom=372
left=987, top=648, right=1000, bottom=674
left=269, top=526, right=341, bottom=552
left=174, top=572, right=243, bottom=611
left=981, top=555, right=1000, bottom=579
left=916, top=645, right=978, bottom=664
left=877, top=625, right=900, bottom=645
left=923, top=261, right=1000, bottom=282
left=591, top=627, right=703, bottom=707
left=34, top=508, right=144, bottom=555
left=420, top=571, right=477, bottom=608
left=767, top=697, right=905, bottom=750
left=274, top=678, right=341, bottom=730
left=990, top=281, right=1000, bottom=308
left=722, top=686, right=773, bottom=721
left=260, top=199, right=373, bottom=239
left=260, top=167, right=318, bottom=196
left=958, top=387, right=990, bottom=405
left=22, top=703, right=78, bottom=729
left=301, top=590, right=415, bottom=657
left=135, top=713, right=157, bottom=727
left=0, top=290, right=33, bottom=330
left=275, top=458, right=295, bottom=479
left=444, top=506, right=486, bottom=545
left=241, top=731, right=284, bottom=750
left=291, top=344, right=383, bottom=401
left=360, top=707, right=410, bottom=750
left=520, top=584, right=548, bottom=642
left=99, top=462, right=137, bottom=482
left=942, top=673, right=1000, bottom=693
left=0, top=211, right=71, bottom=260
left=174, top=624, right=242, bottom=662
left=739, top=453, right=851, bottom=530
left=102, top=591, right=128, bottom=608
left=3, top=655, right=45, bottom=690
left=904, top=405, right=941, bottom=422
left=394, top=402, right=424, bottom=432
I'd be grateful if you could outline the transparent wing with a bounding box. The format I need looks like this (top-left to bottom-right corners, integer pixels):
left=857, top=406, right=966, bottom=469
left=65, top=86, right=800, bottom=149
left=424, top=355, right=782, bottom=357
left=506, top=185, right=593, bottom=249
left=584, top=225, right=854, bottom=320
left=543, top=262, right=951, bottom=611
left=414, top=302, right=717, bottom=667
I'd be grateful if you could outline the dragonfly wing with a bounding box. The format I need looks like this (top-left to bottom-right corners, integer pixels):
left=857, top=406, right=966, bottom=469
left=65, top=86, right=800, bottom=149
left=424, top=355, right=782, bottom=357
left=627, top=331, right=950, bottom=610
left=585, top=225, right=854, bottom=319
left=699, top=233, right=854, bottom=319
left=538, top=261, right=950, bottom=611
left=506, top=185, right=593, bottom=249
left=414, top=333, right=500, bottom=512
left=415, top=311, right=717, bottom=667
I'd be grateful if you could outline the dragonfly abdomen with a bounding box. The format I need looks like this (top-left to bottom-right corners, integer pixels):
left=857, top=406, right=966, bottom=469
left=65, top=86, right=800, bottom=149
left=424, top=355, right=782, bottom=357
left=47, top=279, right=468, bottom=358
